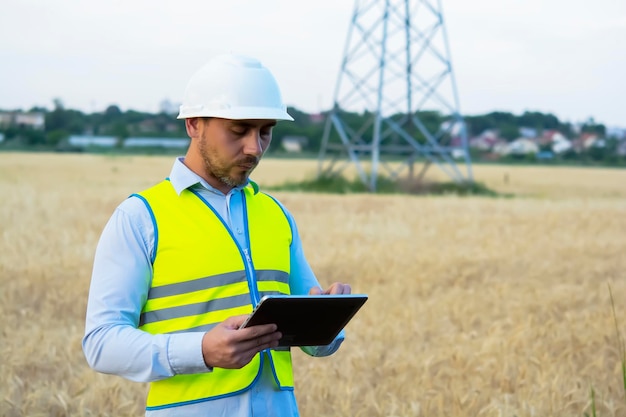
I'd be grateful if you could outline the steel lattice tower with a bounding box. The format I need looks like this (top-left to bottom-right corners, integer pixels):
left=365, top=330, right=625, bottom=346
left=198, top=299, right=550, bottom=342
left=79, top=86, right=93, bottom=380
left=318, top=0, right=473, bottom=191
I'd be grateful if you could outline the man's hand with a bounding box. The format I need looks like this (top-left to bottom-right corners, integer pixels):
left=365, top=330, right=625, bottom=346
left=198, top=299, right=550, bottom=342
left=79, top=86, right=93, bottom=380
left=309, top=282, right=352, bottom=295
left=201, top=315, right=282, bottom=369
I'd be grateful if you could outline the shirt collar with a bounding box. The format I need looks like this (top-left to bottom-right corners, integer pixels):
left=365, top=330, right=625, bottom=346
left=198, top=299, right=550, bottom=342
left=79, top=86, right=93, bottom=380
left=168, top=157, right=258, bottom=196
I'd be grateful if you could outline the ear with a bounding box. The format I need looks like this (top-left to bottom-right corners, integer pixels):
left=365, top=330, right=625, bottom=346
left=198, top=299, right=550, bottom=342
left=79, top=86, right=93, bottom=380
left=185, top=118, right=204, bottom=139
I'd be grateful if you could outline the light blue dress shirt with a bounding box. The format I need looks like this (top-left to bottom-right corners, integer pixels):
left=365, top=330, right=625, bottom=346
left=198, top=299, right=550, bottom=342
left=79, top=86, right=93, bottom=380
left=83, top=157, right=344, bottom=417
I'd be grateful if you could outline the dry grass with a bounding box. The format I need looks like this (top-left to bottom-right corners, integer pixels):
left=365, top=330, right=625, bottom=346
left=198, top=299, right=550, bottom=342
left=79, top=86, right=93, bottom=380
left=1, top=152, right=625, bottom=417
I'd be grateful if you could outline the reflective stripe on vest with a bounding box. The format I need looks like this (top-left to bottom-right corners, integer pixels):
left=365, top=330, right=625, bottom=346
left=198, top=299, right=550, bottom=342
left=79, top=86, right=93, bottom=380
left=136, top=180, right=294, bottom=409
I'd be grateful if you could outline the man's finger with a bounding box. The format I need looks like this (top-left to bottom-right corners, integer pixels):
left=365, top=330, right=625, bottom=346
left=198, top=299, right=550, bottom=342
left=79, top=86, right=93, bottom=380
left=237, top=323, right=279, bottom=342
left=225, top=314, right=253, bottom=329
left=309, top=286, right=323, bottom=295
left=324, top=282, right=352, bottom=294
left=240, top=332, right=282, bottom=352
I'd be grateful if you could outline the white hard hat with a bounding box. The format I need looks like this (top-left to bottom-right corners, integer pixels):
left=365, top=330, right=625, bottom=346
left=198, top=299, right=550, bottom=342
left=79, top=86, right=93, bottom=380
left=177, top=54, right=293, bottom=121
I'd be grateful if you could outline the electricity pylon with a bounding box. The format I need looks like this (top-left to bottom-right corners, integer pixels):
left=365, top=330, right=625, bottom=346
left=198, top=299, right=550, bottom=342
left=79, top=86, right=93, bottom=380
left=318, top=0, right=473, bottom=192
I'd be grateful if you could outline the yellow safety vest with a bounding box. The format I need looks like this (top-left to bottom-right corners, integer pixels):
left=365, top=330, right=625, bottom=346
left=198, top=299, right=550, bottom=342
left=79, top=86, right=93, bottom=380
left=135, top=180, right=294, bottom=410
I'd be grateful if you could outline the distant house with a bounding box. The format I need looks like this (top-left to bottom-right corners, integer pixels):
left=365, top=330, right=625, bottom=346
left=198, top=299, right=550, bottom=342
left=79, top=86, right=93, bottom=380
left=572, top=133, right=602, bottom=152
left=498, top=138, right=539, bottom=156
left=440, top=120, right=465, bottom=137
left=519, top=127, right=537, bottom=138
left=539, top=130, right=573, bottom=154
left=0, top=111, right=45, bottom=130
left=0, top=133, right=4, bottom=143
left=551, top=138, right=572, bottom=154
left=281, top=136, right=308, bottom=153
left=581, top=133, right=600, bottom=149
left=469, top=129, right=499, bottom=151
left=492, top=141, right=509, bottom=155
left=0, top=113, right=12, bottom=128
left=15, top=112, right=45, bottom=130
left=543, top=130, right=568, bottom=143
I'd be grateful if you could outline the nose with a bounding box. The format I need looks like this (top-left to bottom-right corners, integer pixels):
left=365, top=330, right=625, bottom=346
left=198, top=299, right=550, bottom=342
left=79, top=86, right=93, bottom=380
left=243, top=130, right=264, bottom=157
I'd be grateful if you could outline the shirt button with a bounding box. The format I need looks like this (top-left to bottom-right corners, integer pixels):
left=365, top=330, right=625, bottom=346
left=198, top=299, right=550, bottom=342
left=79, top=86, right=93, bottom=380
left=236, top=228, right=243, bottom=234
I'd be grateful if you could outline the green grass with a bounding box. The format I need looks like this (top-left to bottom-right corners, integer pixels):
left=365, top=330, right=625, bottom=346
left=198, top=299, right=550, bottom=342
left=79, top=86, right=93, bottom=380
left=266, top=172, right=506, bottom=197
left=609, top=283, right=626, bottom=401
left=585, top=386, right=597, bottom=417
left=584, top=284, right=625, bottom=416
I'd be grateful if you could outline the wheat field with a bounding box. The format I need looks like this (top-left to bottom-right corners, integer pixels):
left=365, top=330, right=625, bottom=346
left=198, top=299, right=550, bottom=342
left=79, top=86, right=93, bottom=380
left=1, top=152, right=625, bottom=417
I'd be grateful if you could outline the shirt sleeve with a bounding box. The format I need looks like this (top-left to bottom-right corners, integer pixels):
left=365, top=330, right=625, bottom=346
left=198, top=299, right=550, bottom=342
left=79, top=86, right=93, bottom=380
left=280, top=205, right=345, bottom=357
left=82, top=197, right=210, bottom=383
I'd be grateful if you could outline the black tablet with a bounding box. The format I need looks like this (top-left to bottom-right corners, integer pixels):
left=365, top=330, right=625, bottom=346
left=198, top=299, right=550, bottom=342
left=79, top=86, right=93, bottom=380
left=240, top=294, right=368, bottom=346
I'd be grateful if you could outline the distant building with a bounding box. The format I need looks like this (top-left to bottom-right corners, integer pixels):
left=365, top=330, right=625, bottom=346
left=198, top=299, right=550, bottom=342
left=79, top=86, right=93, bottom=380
left=0, top=133, right=4, bottom=143
left=536, top=150, right=555, bottom=160
left=617, top=141, right=626, bottom=157
left=67, top=135, right=190, bottom=150
left=576, top=133, right=601, bottom=151
left=469, top=129, right=499, bottom=151
left=159, top=99, right=181, bottom=115
left=0, top=111, right=45, bottom=130
left=497, top=138, right=539, bottom=156
left=492, top=141, right=509, bottom=155
left=440, top=120, right=466, bottom=137
left=68, top=135, right=118, bottom=148
left=281, top=135, right=308, bottom=153
left=123, top=137, right=189, bottom=149
left=541, top=130, right=572, bottom=154
left=0, top=113, right=12, bottom=128
left=15, top=112, right=45, bottom=130
left=519, top=127, right=537, bottom=138
left=551, top=138, right=572, bottom=154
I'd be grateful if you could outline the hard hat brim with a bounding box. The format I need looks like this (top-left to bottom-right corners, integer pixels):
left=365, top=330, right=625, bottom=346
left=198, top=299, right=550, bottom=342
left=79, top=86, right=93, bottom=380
left=177, top=106, right=294, bottom=121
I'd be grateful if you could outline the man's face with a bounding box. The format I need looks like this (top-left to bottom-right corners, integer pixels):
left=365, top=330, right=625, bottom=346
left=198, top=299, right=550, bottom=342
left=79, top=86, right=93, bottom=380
left=197, top=118, right=276, bottom=191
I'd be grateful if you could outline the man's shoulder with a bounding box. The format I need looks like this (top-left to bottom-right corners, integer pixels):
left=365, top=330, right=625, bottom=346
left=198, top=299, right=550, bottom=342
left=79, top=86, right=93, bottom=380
left=249, top=190, right=296, bottom=227
left=135, top=179, right=172, bottom=196
left=102, top=195, right=155, bottom=237
left=252, top=189, right=286, bottom=210
left=113, top=180, right=170, bottom=216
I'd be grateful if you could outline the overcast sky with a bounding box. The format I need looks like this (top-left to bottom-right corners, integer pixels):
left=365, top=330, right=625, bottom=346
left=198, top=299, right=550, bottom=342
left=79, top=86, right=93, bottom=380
left=1, top=0, right=625, bottom=127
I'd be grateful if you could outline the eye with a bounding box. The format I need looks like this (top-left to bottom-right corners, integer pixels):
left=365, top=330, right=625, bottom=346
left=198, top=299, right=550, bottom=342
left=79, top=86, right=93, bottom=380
left=230, top=127, right=248, bottom=136
left=260, top=127, right=273, bottom=138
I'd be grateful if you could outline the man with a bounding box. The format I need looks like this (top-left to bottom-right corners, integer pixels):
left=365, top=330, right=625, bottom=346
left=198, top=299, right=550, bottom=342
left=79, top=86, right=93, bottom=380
left=82, top=54, right=351, bottom=416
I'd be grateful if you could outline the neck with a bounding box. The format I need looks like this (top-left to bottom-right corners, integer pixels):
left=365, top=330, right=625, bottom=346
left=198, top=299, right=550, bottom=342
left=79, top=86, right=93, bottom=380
left=182, top=151, right=234, bottom=194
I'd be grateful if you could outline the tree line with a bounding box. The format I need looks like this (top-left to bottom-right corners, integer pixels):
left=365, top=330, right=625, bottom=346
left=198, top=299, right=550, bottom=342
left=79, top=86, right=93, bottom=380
left=0, top=99, right=614, bottom=155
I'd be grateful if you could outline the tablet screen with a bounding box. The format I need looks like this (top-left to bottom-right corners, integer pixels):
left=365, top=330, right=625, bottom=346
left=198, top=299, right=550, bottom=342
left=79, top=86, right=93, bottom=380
left=240, top=294, right=368, bottom=346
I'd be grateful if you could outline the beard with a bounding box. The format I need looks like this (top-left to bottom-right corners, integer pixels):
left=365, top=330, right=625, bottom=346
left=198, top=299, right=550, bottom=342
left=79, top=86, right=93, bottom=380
left=198, top=135, right=259, bottom=189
